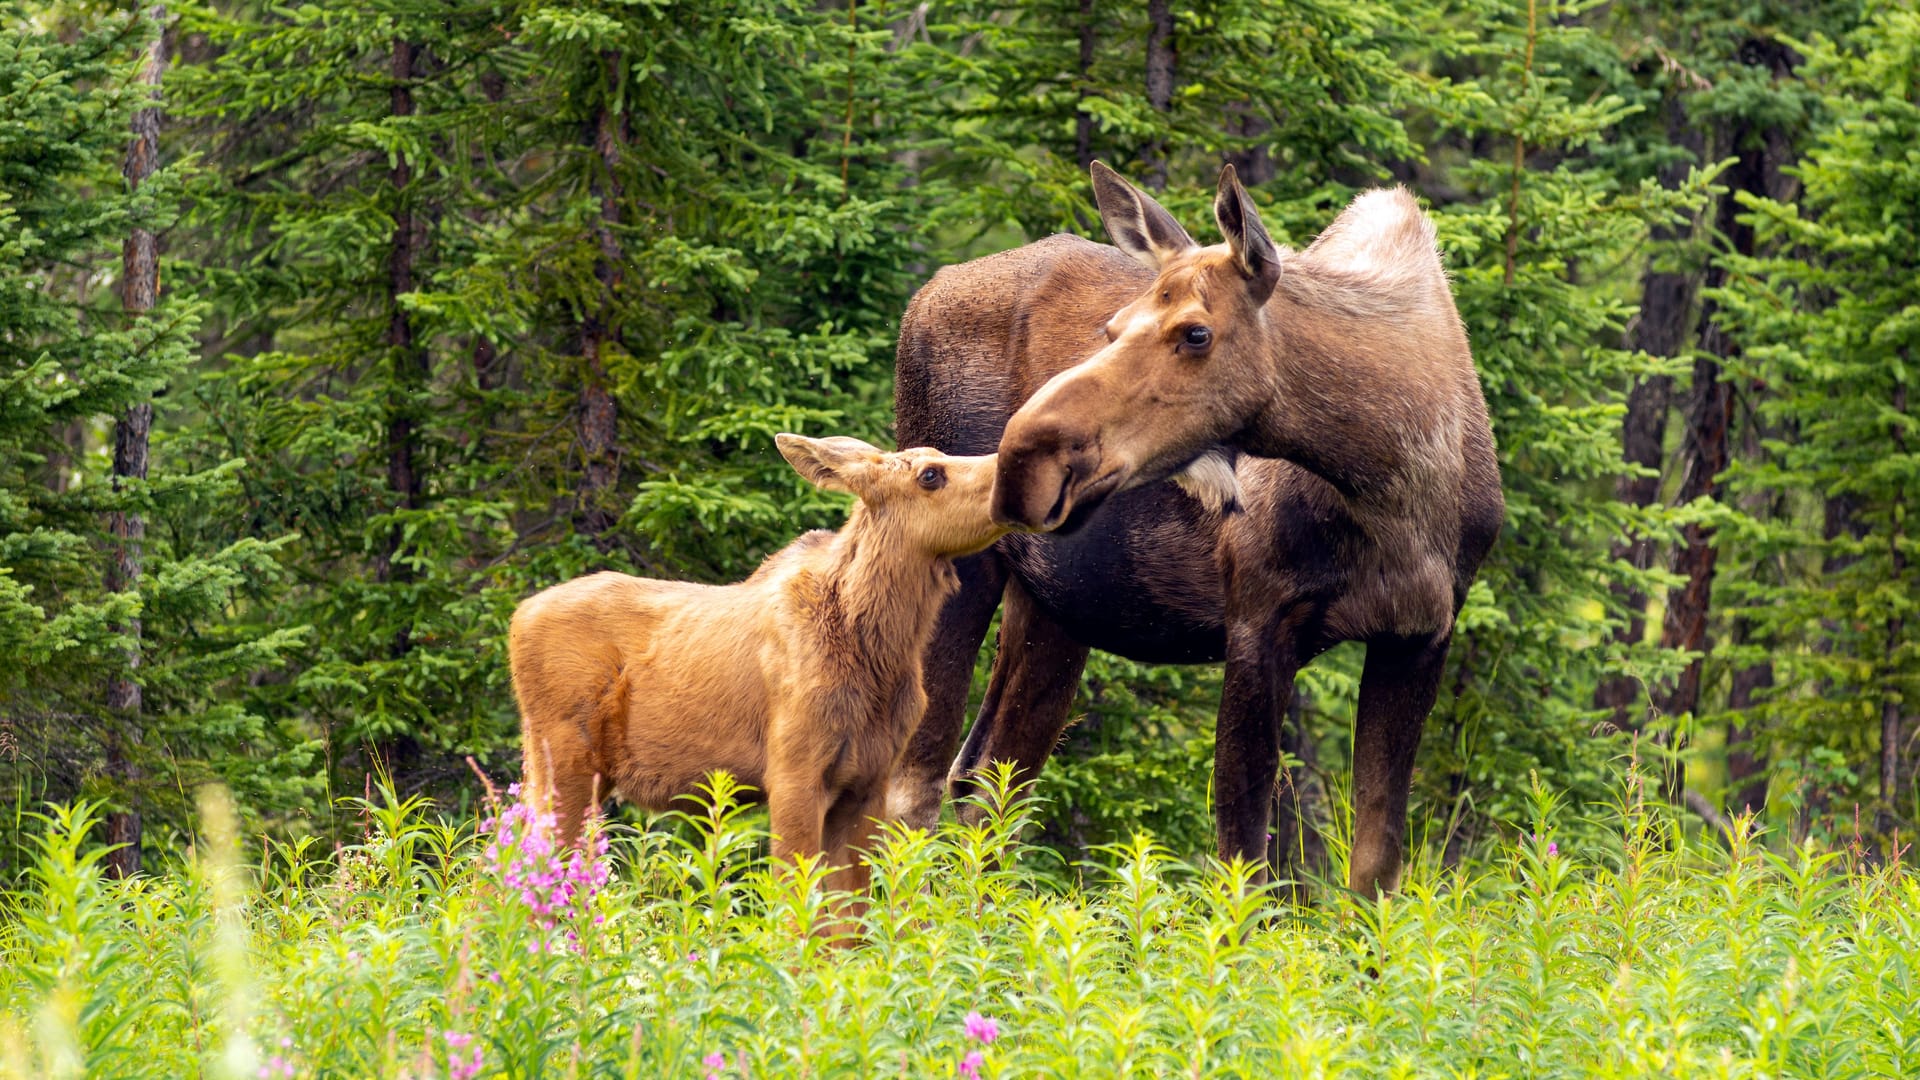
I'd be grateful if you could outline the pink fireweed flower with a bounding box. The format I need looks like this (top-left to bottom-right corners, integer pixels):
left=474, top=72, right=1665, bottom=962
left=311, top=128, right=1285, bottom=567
left=446, top=1031, right=483, bottom=1080
left=255, top=1054, right=294, bottom=1080
left=959, top=1049, right=985, bottom=1079
left=1547, top=841, right=1559, bottom=857
left=964, top=1012, right=999, bottom=1045
left=703, top=1050, right=728, bottom=1079
left=479, top=799, right=612, bottom=947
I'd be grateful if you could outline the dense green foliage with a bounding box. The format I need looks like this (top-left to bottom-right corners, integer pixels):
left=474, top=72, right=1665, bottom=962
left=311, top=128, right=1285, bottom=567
left=2, top=0, right=1916, bottom=879
left=1715, top=8, right=1920, bottom=831
left=0, top=9, right=301, bottom=836
left=5, top=779, right=1919, bottom=1076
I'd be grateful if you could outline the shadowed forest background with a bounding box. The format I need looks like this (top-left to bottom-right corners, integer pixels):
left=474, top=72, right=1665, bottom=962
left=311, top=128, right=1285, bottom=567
left=3, top=0, right=1915, bottom=879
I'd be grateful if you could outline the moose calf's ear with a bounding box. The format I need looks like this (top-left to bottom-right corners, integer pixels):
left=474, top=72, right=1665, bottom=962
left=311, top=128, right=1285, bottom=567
left=1091, top=160, right=1198, bottom=272
left=775, top=434, right=880, bottom=495
left=1214, top=164, right=1280, bottom=296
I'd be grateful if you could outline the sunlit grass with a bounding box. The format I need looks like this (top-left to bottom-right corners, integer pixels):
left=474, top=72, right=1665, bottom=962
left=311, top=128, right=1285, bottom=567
left=3, top=769, right=1916, bottom=1078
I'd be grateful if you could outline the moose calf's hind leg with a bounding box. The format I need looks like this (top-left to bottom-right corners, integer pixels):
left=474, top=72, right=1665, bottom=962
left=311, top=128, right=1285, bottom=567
left=523, top=731, right=599, bottom=849
left=1348, top=635, right=1450, bottom=898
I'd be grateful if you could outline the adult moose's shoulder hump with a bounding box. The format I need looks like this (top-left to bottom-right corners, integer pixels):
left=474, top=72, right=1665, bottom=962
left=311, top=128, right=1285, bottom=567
left=889, top=162, right=1501, bottom=899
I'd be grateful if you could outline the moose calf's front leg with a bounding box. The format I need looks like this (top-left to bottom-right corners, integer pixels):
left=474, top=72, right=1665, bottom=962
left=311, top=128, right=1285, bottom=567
left=769, top=785, right=827, bottom=871
left=818, top=786, right=889, bottom=941
left=1348, top=634, right=1450, bottom=898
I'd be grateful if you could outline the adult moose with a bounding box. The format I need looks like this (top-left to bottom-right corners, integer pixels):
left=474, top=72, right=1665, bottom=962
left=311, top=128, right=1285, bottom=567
left=889, top=162, right=1502, bottom=897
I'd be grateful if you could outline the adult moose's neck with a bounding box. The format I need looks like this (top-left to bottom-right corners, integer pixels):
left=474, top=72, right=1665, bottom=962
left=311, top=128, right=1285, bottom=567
left=1239, top=227, right=1470, bottom=504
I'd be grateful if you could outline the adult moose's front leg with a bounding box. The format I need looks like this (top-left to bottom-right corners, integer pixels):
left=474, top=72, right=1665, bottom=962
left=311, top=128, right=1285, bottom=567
left=949, top=575, right=1091, bottom=823
left=1214, top=616, right=1304, bottom=879
left=1348, top=633, right=1450, bottom=898
left=887, top=550, right=1008, bottom=831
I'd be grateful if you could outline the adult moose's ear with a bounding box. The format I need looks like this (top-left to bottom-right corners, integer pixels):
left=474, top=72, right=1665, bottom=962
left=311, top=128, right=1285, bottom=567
left=1214, top=164, right=1280, bottom=301
left=775, top=434, right=881, bottom=496
left=1090, top=160, right=1197, bottom=272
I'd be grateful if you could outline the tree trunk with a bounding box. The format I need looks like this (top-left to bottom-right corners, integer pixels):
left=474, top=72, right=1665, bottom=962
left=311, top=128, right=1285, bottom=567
left=1651, top=40, right=1797, bottom=802
left=1268, top=686, right=1327, bottom=898
left=1724, top=631, right=1773, bottom=815
left=576, top=53, right=625, bottom=542
left=1141, top=0, right=1174, bottom=190
left=1723, top=377, right=1779, bottom=817
left=1073, top=0, right=1095, bottom=169
left=1595, top=90, right=1699, bottom=731
left=103, top=4, right=167, bottom=880
left=1881, top=380, right=1909, bottom=834
left=1650, top=278, right=1735, bottom=801
left=1223, top=106, right=1274, bottom=188
left=379, top=38, right=427, bottom=621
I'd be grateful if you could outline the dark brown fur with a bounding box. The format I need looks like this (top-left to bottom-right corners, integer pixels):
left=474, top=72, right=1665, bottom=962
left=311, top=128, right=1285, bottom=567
left=888, top=164, right=1503, bottom=896
left=512, top=435, right=1005, bottom=927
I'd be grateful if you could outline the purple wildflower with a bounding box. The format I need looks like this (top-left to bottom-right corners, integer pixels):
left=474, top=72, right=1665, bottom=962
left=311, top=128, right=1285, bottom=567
left=446, top=1031, right=483, bottom=1080
left=703, top=1050, right=728, bottom=1079
left=963, top=1012, right=999, bottom=1045
left=1547, top=841, right=1559, bottom=857
left=255, top=1054, right=294, bottom=1080
left=479, top=799, right=612, bottom=948
left=959, top=1049, right=985, bottom=1079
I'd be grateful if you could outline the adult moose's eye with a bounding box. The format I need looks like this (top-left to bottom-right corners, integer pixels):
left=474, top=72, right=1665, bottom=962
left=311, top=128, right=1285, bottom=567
left=1183, top=325, right=1213, bottom=352
left=917, top=466, right=946, bottom=490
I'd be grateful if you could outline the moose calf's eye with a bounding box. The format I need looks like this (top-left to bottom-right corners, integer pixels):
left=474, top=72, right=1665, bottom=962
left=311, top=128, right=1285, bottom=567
left=917, top=466, right=946, bottom=490
left=1183, top=325, right=1213, bottom=351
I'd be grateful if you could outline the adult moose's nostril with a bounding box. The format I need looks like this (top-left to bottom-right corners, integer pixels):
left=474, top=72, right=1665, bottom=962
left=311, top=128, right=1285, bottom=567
left=990, top=450, right=1069, bottom=532
left=1041, top=463, right=1074, bottom=529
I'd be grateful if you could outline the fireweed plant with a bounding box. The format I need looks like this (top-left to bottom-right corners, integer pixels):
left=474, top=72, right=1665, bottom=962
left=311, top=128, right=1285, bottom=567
left=2, top=769, right=1917, bottom=1077
left=478, top=783, right=613, bottom=953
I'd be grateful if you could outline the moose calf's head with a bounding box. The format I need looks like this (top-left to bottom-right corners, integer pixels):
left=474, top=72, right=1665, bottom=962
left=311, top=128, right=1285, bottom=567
left=992, top=162, right=1280, bottom=532
left=776, top=434, right=1008, bottom=557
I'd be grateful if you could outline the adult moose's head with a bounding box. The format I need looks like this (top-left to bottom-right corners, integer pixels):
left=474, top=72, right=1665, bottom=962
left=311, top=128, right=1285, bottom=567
left=991, top=161, right=1282, bottom=532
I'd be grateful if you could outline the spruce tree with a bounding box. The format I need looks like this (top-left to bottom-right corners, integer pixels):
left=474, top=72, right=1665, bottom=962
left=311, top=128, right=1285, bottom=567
left=0, top=6, right=296, bottom=873
left=1715, top=6, right=1920, bottom=843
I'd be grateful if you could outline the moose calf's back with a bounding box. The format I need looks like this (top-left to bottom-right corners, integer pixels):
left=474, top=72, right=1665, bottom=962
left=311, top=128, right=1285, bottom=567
left=510, top=569, right=782, bottom=814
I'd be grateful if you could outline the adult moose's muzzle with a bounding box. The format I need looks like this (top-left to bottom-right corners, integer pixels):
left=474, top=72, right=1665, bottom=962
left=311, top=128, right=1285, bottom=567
left=990, top=416, right=1117, bottom=532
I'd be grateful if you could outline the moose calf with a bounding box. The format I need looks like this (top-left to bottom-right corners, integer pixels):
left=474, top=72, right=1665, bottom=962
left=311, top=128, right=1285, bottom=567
left=509, top=434, right=1006, bottom=909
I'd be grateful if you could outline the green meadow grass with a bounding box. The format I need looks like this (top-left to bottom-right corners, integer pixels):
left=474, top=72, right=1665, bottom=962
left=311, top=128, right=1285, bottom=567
left=3, top=771, right=1916, bottom=1079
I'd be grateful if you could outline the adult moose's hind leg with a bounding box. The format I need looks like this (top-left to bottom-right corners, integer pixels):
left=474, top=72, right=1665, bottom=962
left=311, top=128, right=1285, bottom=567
left=949, top=575, right=1091, bottom=824
left=887, top=550, right=1008, bottom=831
left=1348, top=634, right=1450, bottom=898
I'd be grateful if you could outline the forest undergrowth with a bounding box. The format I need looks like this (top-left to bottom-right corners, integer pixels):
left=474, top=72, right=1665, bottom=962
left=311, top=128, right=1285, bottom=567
left=3, top=767, right=1915, bottom=1079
